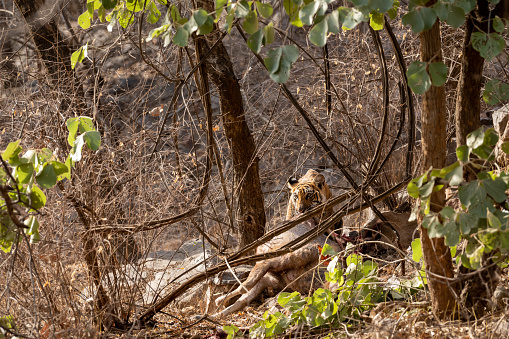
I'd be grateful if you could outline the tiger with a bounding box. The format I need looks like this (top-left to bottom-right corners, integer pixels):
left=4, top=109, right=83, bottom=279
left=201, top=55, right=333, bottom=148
left=286, top=169, right=333, bottom=224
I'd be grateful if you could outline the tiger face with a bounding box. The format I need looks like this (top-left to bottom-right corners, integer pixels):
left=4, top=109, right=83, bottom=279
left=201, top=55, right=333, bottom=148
left=289, top=183, right=322, bottom=215
left=286, top=169, right=332, bottom=222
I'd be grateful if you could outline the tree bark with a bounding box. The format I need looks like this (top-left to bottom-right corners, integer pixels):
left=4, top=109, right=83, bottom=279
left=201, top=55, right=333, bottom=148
left=13, top=0, right=76, bottom=91
left=419, top=3, right=458, bottom=318
left=196, top=1, right=266, bottom=249
left=454, top=0, right=491, bottom=146
left=455, top=0, right=502, bottom=318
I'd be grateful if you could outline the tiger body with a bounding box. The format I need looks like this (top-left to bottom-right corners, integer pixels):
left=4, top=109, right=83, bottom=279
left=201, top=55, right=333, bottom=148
left=286, top=169, right=333, bottom=223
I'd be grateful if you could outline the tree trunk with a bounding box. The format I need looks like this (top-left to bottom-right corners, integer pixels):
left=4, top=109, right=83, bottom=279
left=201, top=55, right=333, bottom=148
left=454, top=0, right=491, bottom=146
left=455, top=0, right=501, bottom=318
left=419, top=3, right=458, bottom=318
left=196, top=1, right=266, bottom=248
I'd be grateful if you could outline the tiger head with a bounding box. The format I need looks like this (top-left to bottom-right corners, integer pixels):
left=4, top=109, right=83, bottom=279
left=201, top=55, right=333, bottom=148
left=286, top=169, right=332, bottom=220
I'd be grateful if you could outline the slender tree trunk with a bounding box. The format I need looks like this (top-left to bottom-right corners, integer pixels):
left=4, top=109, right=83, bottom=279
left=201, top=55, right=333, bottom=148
left=196, top=1, right=266, bottom=248
left=419, top=3, right=457, bottom=318
left=455, top=0, right=501, bottom=317
left=455, top=0, right=491, bottom=146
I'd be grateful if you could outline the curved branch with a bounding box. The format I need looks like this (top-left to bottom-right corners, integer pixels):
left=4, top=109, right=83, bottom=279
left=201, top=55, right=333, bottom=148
left=384, top=16, right=415, bottom=179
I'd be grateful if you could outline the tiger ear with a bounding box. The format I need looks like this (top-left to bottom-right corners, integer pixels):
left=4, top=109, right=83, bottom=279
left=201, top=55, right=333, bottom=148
left=313, top=173, right=326, bottom=188
left=287, top=177, right=299, bottom=189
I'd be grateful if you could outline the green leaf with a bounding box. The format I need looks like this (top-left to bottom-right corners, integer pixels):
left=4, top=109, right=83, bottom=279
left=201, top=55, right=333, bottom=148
left=428, top=62, right=447, bottom=87
left=433, top=1, right=448, bottom=21
left=235, top=1, right=250, bottom=18
left=173, top=26, right=189, bottom=47
left=370, top=0, right=394, bottom=13
left=101, top=0, right=117, bottom=9
left=146, top=1, right=161, bottom=24
left=300, top=1, right=321, bottom=26
left=411, top=238, right=422, bottom=262
left=387, top=0, right=399, bottom=19
left=483, top=79, right=509, bottom=105
left=493, top=16, right=505, bottom=33
left=309, top=18, right=328, bottom=46
left=407, top=61, right=431, bottom=94
left=278, top=291, right=302, bottom=307
left=255, top=1, right=273, bottom=18
left=78, top=11, right=92, bottom=29
left=30, top=185, right=46, bottom=210
left=408, top=172, right=428, bottom=198
left=445, top=5, right=465, bottom=28
left=224, top=9, right=235, bottom=33
left=402, top=10, right=423, bottom=33
left=15, top=163, right=33, bottom=184
left=321, top=243, right=337, bottom=256
left=422, top=214, right=441, bottom=237
left=51, top=161, right=68, bottom=177
left=2, top=141, right=22, bottom=166
left=264, top=45, right=299, bottom=83
left=71, top=44, right=88, bottom=69
left=459, top=181, right=486, bottom=208
left=369, top=12, right=384, bottom=30
left=456, top=144, right=470, bottom=162
left=193, top=9, right=208, bottom=26
left=243, top=10, right=259, bottom=34
left=338, top=7, right=366, bottom=30
left=445, top=164, right=463, bottom=186
left=419, top=179, right=434, bottom=198
left=420, top=6, right=436, bottom=31
left=502, top=142, right=509, bottom=155
left=247, top=28, right=263, bottom=53
left=79, top=116, right=94, bottom=133
left=483, top=177, right=507, bottom=203
left=488, top=210, right=502, bottom=229
left=83, top=131, right=101, bottom=151
left=215, top=0, right=227, bottom=22
left=66, top=118, right=79, bottom=146
left=326, top=11, right=340, bottom=34
left=117, top=8, right=134, bottom=28
left=284, top=0, right=303, bottom=27
left=346, top=253, right=361, bottom=266
left=456, top=0, right=476, bottom=13
left=197, top=15, right=214, bottom=35
left=484, top=128, right=499, bottom=146
left=472, top=144, right=494, bottom=160
left=98, top=6, right=106, bottom=22
left=440, top=206, right=455, bottom=219
left=264, top=47, right=283, bottom=74
left=36, top=164, right=57, bottom=189
left=263, top=23, right=275, bottom=44
left=361, top=260, right=377, bottom=276
left=471, top=32, right=505, bottom=61
left=466, top=128, right=485, bottom=149
left=126, top=0, right=144, bottom=12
